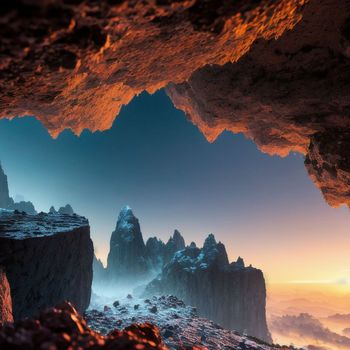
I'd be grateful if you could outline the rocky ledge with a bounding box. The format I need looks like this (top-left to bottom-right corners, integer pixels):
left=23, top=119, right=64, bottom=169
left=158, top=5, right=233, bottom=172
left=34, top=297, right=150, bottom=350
left=0, top=211, right=93, bottom=320
left=87, top=294, right=286, bottom=350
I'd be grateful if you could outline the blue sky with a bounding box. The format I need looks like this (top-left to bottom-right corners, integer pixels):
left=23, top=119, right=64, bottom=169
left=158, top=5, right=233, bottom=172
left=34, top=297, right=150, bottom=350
left=0, top=90, right=349, bottom=283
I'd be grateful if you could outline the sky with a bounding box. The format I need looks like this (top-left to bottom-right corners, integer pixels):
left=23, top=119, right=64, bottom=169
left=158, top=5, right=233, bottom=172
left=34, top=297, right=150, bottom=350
left=0, top=90, right=350, bottom=286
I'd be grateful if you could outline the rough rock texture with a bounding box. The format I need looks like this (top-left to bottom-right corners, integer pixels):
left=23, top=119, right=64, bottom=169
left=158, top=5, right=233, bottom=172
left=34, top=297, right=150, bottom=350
left=0, top=269, right=13, bottom=325
left=2, top=0, right=350, bottom=209
left=0, top=211, right=93, bottom=320
left=146, top=237, right=167, bottom=272
left=146, top=230, right=186, bottom=272
left=0, top=302, right=167, bottom=350
left=0, top=0, right=305, bottom=137
left=145, top=234, right=271, bottom=343
left=87, top=295, right=282, bottom=350
left=166, top=0, right=350, bottom=208
left=107, top=206, right=149, bottom=282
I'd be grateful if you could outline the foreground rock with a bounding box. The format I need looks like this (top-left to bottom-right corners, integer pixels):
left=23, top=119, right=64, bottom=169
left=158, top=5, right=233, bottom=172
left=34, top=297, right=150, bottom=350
left=87, top=295, right=284, bottom=350
left=146, top=234, right=271, bottom=343
left=0, top=269, right=13, bottom=325
left=0, top=210, right=93, bottom=320
left=0, top=302, right=167, bottom=350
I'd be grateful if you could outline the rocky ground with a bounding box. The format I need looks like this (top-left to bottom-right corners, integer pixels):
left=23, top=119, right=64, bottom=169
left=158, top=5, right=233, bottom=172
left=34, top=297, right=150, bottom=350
left=0, top=301, right=167, bottom=350
left=86, top=294, right=289, bottom=350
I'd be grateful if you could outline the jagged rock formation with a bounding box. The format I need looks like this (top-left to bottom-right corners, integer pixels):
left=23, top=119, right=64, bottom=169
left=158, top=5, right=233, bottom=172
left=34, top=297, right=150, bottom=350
left=146, top=230, right=186, bottom=272
left=0, top=210, right=93, bottom=320
left=0, top=0, right=304, bottom=137
left=145, top=237, right=166, bottom=272
left=0, top=302, right=167, bottom=350
left=58, top=204, right=75, bottom=215
left=0, top=269, right=13, bottom=325
left=107, top=206, right=149, bottom=282
left=106, top=207, right=187, bottom=283
left=145, top=234, right=271, bottom=343
left=166, top=0, right=350, bottom=208
left=0, top=163, right=37, bottom=214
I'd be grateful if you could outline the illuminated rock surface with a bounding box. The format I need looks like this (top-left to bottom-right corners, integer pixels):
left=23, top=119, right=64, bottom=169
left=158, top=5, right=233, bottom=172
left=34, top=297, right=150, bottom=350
left=0, top=0, right=305, bottom=137
left=0, top=211, right=93, bottom=320
left=0, top=269, right=13, bottom=325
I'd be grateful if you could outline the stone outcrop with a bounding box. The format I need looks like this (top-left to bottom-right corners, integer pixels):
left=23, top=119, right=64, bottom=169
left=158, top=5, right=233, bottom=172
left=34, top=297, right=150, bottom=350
left=0, top=0, right=304, bottom=137
left=146, top=230, right=186, bottom=272
left=145, top=234, right=271, bottom=343
left=105, top=207, right=187, bottom=283
left=107, top=206, right=149, bottom=282
left=58, top=204, right=75, bottom=215
left=0, top=302, right=167, bottom=350
left=166, top=0, right=350, bottom=208
left=145, top=237, right=166, bottom=272
left=0, top=210, right=93, bottom=320
left=0, top=269, right=13, bottom=325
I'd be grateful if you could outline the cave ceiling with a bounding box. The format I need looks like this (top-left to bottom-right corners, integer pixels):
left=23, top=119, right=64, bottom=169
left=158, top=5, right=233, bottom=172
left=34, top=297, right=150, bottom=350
left=1, top=0, right=350, bottom=208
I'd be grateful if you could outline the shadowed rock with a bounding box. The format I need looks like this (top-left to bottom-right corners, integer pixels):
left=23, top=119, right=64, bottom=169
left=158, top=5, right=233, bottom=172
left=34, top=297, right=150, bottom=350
left=0, top=210, right=93, bottom=320
left=145, top=234, right=271, bottom=343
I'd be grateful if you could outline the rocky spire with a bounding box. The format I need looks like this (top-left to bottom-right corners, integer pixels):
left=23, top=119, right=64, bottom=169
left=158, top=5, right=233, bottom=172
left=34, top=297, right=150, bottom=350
left=106, top=206, right=148, bottom=281
left=202, top=234, right=229, bottom=268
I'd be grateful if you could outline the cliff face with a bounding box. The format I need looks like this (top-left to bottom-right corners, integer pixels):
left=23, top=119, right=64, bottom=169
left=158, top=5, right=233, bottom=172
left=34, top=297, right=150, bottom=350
left=0, top=269, right=13, bottom=325
left=0, top=211, right=93, bottom=320
left=146, top=230, right=186, bottom=273
left=106, top=207, right=187, bottom=283
left=107, top=206, right=149, bottom=282
left=145, top=234, right=271, bottom=343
